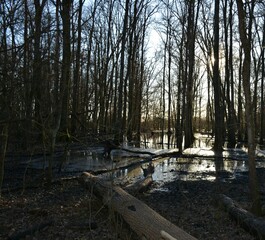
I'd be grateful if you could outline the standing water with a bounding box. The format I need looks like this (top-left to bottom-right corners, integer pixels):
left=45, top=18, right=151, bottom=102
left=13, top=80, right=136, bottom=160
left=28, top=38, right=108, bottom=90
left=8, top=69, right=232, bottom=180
left=26, top=133, right=265, bottom=183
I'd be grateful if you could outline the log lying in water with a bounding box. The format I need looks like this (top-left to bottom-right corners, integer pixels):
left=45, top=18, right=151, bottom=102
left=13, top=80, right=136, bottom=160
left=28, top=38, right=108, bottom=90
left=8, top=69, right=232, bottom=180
left=217, top=194, right=265, bottom=239
left=124, top=174, right=153, bottom=194
left=79, top=172, right=197, bottom=240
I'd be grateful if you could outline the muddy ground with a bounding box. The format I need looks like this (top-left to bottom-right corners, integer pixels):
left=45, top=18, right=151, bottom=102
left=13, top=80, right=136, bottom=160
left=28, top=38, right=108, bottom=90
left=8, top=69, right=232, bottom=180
left=1, top=154, right=265, bottom=240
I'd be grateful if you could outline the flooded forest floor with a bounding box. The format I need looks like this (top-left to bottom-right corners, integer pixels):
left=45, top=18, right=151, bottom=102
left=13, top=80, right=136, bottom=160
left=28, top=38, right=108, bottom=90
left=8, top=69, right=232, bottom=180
left=1, top=140, right=265, bottom=240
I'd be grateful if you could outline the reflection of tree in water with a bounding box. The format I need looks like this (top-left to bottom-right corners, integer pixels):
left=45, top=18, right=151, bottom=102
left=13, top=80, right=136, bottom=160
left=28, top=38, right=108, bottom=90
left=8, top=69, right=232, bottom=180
left=141, top=162, right=155, bottom=177
left=214, top=155, right=224, bottom=181
left=141, top=133, right=178, bottom=149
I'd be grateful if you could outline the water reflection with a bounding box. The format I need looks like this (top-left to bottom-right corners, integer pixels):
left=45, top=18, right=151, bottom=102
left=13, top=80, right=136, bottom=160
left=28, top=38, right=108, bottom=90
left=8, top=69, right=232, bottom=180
left=140, top=132, right=176, bottom=149
left=140, top=132, right=214, bottom=150
left=151, top=155, right=253, bottom=183
left=26, top=133, right=265, bottom=184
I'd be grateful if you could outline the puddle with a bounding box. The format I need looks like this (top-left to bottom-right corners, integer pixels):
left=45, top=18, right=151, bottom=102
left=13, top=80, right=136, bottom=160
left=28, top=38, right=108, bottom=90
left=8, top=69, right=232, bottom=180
left=139, top=147, right=265, bottom=183
left=22, top=136, right=265, bottom=184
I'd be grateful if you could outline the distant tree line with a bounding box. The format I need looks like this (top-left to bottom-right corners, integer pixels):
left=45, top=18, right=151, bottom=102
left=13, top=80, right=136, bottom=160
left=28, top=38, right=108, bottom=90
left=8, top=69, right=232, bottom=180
left=0, top=0, right=264, bottom=163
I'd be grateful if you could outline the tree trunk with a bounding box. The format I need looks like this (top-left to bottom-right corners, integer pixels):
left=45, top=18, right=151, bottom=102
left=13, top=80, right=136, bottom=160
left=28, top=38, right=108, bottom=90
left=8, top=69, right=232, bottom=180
left=184, top=0, right=197, bottom=149
left=116, top=0, right=130, bottom=143
left=223, top=0, right=236, bottom=148
left=127, top=1, right=137, bottom=142
left=176, top=47, right=183, bottom=151
left=161, top=24, right=167, bottom=147
left=237, top=47, right=244, bottom=142
left=213, top=0, right=224, bottom=152
left=167, top=15, right=172, bottom=149
left=60, top=0, right=72, bottom=135
left=71, top=0, right=84, bottom=135
left=217, top=194, right=265, bottom=239
left=23, top=0, right=32, bottom=148
left=0, top=124, right=8, bottom=196
left=260, top=19, right=265, bottom=145
left=33, top=0, right=47, bottom=123
left=236, top=0, right=262, bottom=215
left=228, top=0, right=237, bottom=146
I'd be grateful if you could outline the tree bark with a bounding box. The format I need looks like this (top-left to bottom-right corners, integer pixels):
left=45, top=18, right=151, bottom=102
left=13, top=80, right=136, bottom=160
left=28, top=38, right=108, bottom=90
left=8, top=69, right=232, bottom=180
left=79, top=172, right=197, bottom=240
left=71, top=0, right=84, bottom=135
left=184, top=0, right=197, bottom=149
left=116, top=0, right=130, bottom=143
left=237, top=47, right=244, bottom=142
left=60, top=0, right=72, bottom=134
left=0, top=6, right=9, bottom=196
left=0, top=124, right=8, bottom=196
left=217, top=194, right=265, bottom=239
left=223, top=0, right=236, bottom=148
left=260, top=18, right=265, bottom=145
left=236, top=0, right=262, bottom=215
left=213, top=0, right=224, bottom=152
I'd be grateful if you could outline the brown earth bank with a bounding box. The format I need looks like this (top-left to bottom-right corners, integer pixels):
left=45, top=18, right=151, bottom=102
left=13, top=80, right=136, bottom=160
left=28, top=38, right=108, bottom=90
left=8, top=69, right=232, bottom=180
left=1, top=158, right=265, bottom=240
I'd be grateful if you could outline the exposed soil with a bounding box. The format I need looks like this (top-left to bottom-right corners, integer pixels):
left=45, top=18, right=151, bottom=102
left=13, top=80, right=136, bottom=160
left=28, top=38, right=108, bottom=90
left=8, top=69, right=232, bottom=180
left=1, top=154, right=265, bottom=240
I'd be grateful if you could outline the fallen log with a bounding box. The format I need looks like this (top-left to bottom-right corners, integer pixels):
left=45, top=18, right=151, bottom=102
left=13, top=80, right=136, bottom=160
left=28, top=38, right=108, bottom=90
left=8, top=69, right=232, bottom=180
left=217, top=194, right=265, bottom=239
left=79, top=172, right=197, bottom=240
left=124, top=174, right=153, bottom=194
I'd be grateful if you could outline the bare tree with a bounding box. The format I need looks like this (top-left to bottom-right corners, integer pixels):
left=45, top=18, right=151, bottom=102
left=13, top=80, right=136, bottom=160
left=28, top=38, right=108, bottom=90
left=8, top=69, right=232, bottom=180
left=115, top=0, right=130, bottom=143
left=222, top=0, right=236, bottom=148
left=32, top=0, right=48, bottom=124
left=260, top=17, right=265, bottom=145
left=0, top=1, right=10, bottom=195
left=184, top=0, right=200, bottom=148
left=60, top=0, right=72, bottom=135
left=212, top=0, right=225, bottom=152
left=236, top=0, right=262, bottom=215
left=71, top=0, right=85, bottom=134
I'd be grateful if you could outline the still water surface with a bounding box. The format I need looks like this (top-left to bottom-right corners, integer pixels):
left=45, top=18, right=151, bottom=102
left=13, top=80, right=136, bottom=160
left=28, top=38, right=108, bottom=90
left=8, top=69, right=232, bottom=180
left=28, top=133, right=265, bottom=183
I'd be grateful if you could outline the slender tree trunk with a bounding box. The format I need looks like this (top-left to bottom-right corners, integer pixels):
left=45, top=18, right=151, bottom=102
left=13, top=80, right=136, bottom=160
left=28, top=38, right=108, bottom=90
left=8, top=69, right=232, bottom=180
left=260, top=19, right=265, bottom=145
left=135, top=3, right=150, bottom=145
left=60, top=0, right=72, bottom=135
left=0, top=11, right=9, bottom=195
left=237, top=47, right=244, bottom=142
left=127, top=2, right=136, bottom=142
left=213, top=0, right=224, bottom=152
left=112, top=51, right=119, bottom=130
left=228, top=0, right=237, bottom=146
left=161, top=27, right=167, bottom=146
left=206, top=47, right=213, bottom=135
left=116, top=0, right=129, bottom=143
left=167, top=18, right=172, bottom=149
left=83, top=1, right=97, bottom=130
left=176, top=52, right=183, bottom=152
left=23, top=0, right=32, bottom=148
left=184, top=0, right=196, bottom=149
left=71, top=0, right=84, bottom=135
left=223, top=0, right=236, bottom=148
left=252, top=55, right=259, bottom=134
left=236, top=0, right=262, bottom=215
left=0, top=124, right=8, bottom=197
left=184, top=0, right=200, bottom=148
left=53, top=0, right=61, bottom=108
left=33, top=0, right=47, bottom=123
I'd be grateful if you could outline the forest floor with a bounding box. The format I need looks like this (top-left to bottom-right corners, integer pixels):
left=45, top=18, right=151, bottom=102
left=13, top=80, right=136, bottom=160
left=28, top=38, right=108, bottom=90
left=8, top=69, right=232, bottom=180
left=1, top=152, right=265, bottom=240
